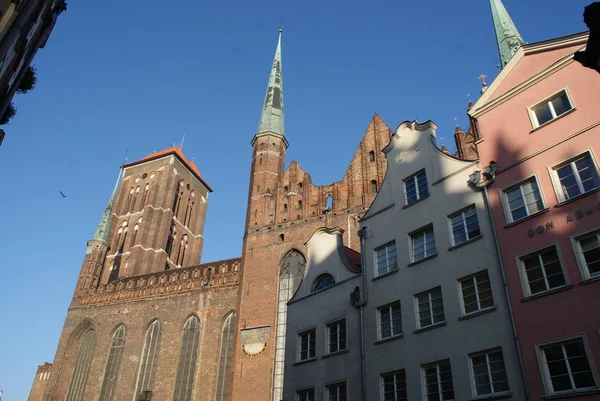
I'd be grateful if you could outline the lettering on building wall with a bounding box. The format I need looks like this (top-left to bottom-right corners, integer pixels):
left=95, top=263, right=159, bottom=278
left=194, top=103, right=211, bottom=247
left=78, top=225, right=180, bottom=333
left=527, top=221, right=555, bottom=238
left=566, top=203, right=600, bottom=223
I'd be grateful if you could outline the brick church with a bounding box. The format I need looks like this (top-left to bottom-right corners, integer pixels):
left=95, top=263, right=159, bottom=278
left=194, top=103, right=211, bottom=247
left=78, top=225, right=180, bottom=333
left=28, top=29, right=476, bottom=401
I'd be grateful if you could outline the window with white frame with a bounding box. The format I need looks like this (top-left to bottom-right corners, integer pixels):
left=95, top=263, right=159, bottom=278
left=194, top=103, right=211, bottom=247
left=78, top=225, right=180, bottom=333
left=422, top=360, right=455, bottom=401
left=381, top=370, right=407, bottom=401
left=574, top=230, right=600, bottom=279
left=404, top=170, right=428, bottom=204
left=326, top=381, right=347, bottom=401
left=378, top=301, right=402, bottom=339
left=327, top=319, right=347, bottom=354
left=296, top=388, right=315, bottom=401
left=450, top=206, right=481, bottom=246
left=375, top=242, right=397, bottom=276
left=530, top=90, right=573, bottom=128
left=503, top=177, right=545, bottom=222
left=539, top=337, right=597, bottom=395
left=411, top=226, right=437, bottom=262
left=459, top=270, right=494, bottom=315
left=416, top=287, right=445, bottom=329
left=470, top=348, right=510, bottom=396
left=519, top=246, right=567, bottom=296
left=552, top=153, right=600, bottom=202
left=298, top=328, right=316, bottom=361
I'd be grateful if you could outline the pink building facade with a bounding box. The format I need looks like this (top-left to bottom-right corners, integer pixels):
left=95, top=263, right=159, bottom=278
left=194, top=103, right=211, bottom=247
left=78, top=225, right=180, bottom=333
left=470, top=32, right=600, bottom=400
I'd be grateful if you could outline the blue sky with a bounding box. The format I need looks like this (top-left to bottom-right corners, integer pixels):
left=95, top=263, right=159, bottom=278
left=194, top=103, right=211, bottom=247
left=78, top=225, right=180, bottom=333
left=0, top=0, right=590, bottom=399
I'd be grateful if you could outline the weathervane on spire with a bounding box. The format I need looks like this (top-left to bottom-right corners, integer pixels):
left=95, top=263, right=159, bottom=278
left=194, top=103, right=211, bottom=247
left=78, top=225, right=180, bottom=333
left=478, top=74, right=489, bottom=94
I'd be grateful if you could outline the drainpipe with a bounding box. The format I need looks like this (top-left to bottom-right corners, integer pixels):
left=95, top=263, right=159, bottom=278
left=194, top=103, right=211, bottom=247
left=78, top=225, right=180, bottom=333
left=357, top=226, right=369, bottom=401
left=482, top=187, right=530, bottom=401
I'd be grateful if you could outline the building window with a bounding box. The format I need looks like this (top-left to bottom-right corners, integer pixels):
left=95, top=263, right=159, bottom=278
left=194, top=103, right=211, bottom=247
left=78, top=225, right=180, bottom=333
left=381, top=370, right=407, bottom=401
left=312, top=273, right=336, bottom=293
left=411, top=226, right=437, bottom=262
left=574, top=229, right=600, bottom=279
left=530, top=90, right=573, bottom=128
left=422, top=360, right=455, bottom=401
left=298, top=200, right=303, bottom=209
left=173, top=316, right=201, bottom=401
left=371, top=180, right=378, bottom=193
left=65, top=330, right=96, bottom=401
left=165, top=224, right=176, bottom=259
left=416, top=287, right=445, bottom=329
left=459, top=270, right=494, bottom=315
left=135, top=320, right=161, bottom=400
left=299, top=328, right=316, bottom=361
left=552, top=152, right=600, bottom=201
left=404, top=170, right=428, bottom=204
left=98, top=326, right=127, bottom=401
left=215, top=312, right=236, bottom=401
left=539, top=337, right=597, bottom=395
left=470, top=348, right=509, bottom=396
left=450, top=206, right=480, bottom=246
left=297, top=388, right=315, bottom=401
left=503, top=177, right=544, bottom=222
left=519, top=246, right=567, bottom=296
left=141, top=183, right=150, bottom=208
left=375, top=242, right=397, bottom=277
left=378, top=301, right=402, bottom=339
left=326, top=381, right=347, bottom=401
left=370, top=150, right=376, bottom=162
left=327, top=319, right=347, bottom=354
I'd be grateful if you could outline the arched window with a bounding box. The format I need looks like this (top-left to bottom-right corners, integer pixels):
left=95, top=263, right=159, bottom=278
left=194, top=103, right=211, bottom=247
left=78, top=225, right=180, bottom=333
left=326, top=195, right=333, bottom=210
left=176, top=235, right=188, bottom=266
left=215, top=312, right=236, bottom=401
left=132, top=218, right=142, bottom=246
left=126, top=187, right=134, bottom=214
left=141, top=183, right=150, bottom=210
left=65, top=330, right=96, bottom=401
left=129, top=186, right=140, bottom=213
left=173, top=181, right=184, bottom=219
left=311, top=273, right=336, bottom=292
left=98, top=325, right=126, bottom=401
left=272, top=251, right=306, bottom=401
left=173, top=316, right=201, bottom=401
left=183, top=198, right=191, bottom=226
left=369, top=150, right=375, bottom=162
left=134, top=320, right=161, bottom=401
left=165, top=224, right=176, bottom=259
left=114, top=221, right=128, bottom=254
left=371, top=180, right=378, bottom=193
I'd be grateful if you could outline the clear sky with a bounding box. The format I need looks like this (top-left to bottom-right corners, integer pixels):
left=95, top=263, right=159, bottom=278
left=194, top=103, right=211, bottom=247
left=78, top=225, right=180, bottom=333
left=0, top=0, right=590, bottom=399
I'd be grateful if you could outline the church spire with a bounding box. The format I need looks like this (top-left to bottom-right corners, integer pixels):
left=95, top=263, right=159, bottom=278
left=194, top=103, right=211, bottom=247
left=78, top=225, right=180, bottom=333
left=91, top=168, right=122, bottom=244
left=489, top=0, right=525, bottom=68
left=257, top=28, right=284, bottom=137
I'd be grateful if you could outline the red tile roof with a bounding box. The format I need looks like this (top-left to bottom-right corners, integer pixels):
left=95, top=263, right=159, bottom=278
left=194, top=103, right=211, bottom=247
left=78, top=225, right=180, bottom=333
left=123, top=146, right=212, bottom=192
left=343, top=246, right=362, bottom=273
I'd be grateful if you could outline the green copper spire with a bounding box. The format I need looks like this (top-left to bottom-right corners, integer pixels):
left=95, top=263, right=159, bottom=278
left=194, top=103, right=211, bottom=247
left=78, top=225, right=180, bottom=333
left=91, top=169, right=122, bottom=244
left=257, top=28, right=284, bottom=136
left=489, top=0, right=525, bottom=68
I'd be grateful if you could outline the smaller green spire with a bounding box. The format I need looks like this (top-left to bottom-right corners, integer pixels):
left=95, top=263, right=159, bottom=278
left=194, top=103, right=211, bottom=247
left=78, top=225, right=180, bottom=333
left=91, top=169, right=122, bottom=244
left=489, top=0, right=525, bottom=68
left=257, top=28, right=285, bottom=136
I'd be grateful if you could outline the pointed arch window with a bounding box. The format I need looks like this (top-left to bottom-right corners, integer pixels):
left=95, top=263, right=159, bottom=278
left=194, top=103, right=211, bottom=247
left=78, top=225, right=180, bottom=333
left=273, top=251, right=306, bottom=401
left=141, top=183, right=150, bottom=210
left=115, top=221, right=128, bottom=253
left=166, top=224, right=176, bottom=259
left=176, top=235, right=188, bottom=266
left=173, top=181, right=185, bottom=219
left=129, top=186, right=140, bottom=213
left=132, top=218, right=142, bottom=247
left=65, top=330, right=96, bottom=401
left=173, top=316, right=201, bottom=401
left=215, top=312, right=236, bottom=401
left=312, top=273, right=336, bottom=292
left=134, top=320, right=161, bottom=401
left=126, top=187, right=135, bottom=214
left=99, top=325, right=126, bottom=401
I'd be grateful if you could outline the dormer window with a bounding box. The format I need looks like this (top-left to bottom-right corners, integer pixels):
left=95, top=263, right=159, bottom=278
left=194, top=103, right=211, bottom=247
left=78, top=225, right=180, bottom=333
left=311, top=273, right=335, bottom=292
left=530, top=89, right=573, bottom=128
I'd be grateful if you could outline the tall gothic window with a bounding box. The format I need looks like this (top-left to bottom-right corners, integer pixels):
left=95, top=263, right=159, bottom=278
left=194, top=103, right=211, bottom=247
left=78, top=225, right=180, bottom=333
left=132, top=218, right=142, bottom=247
left=166, top=224, right=176, bottom=260
left=98, top=325, right=126, bottom=401
left=273, top=251, right=306, bottom=401
left=135, top=320, right=161, bottom=401
left=176, top=235, right=188, bottom=266
left=126, top=187, right=134, bottom=214
left=129, top=186, right=140, bottom=213
left=215, top=312, right=236, bottom=401
left=141, top=183, right=150, bottom=210
left=173, top=316, right=201, bottom=401
left=173, top=181, right=185, bottom=219
left=65, top=330, right=96, bottom=401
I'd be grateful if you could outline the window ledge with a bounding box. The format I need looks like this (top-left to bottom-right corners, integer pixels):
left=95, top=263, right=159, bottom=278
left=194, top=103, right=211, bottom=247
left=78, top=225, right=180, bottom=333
left=580, top=275, right=600, bottom=285
left=407, top=253, right=439, bottom=267
left=458, top=306, right=497, bottom=321
left=530, top=107, right=576, bottom=133
left=504, top=208, right=550, bottom=228
left=470, top=392, right=513, bottom=401
left=322, top=349, right=349, bottom=359
left=414, top=321, right=447, bottom=334
left=402, top=194, right=430, bottom=209
left=448, top=235, right=483, bottom=251
left=554, top=187, right=600, bottom=208
left=372, top=269, right=399, bottom=282
left=521, top=284, right=574, bottom=302
left=374, top=334, right=404, bottom=345
left=293, top=357, right=318, bottom=366
left=542, top=389, right=600, bottom=399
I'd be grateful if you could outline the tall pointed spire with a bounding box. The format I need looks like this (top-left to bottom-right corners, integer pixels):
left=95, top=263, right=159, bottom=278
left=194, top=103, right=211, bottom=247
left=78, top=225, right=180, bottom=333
left=91, top=169, right=122, bottom=244
left=489, top=0, right=525, bottom=68
left=257, top=27, right=284, bottom=136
